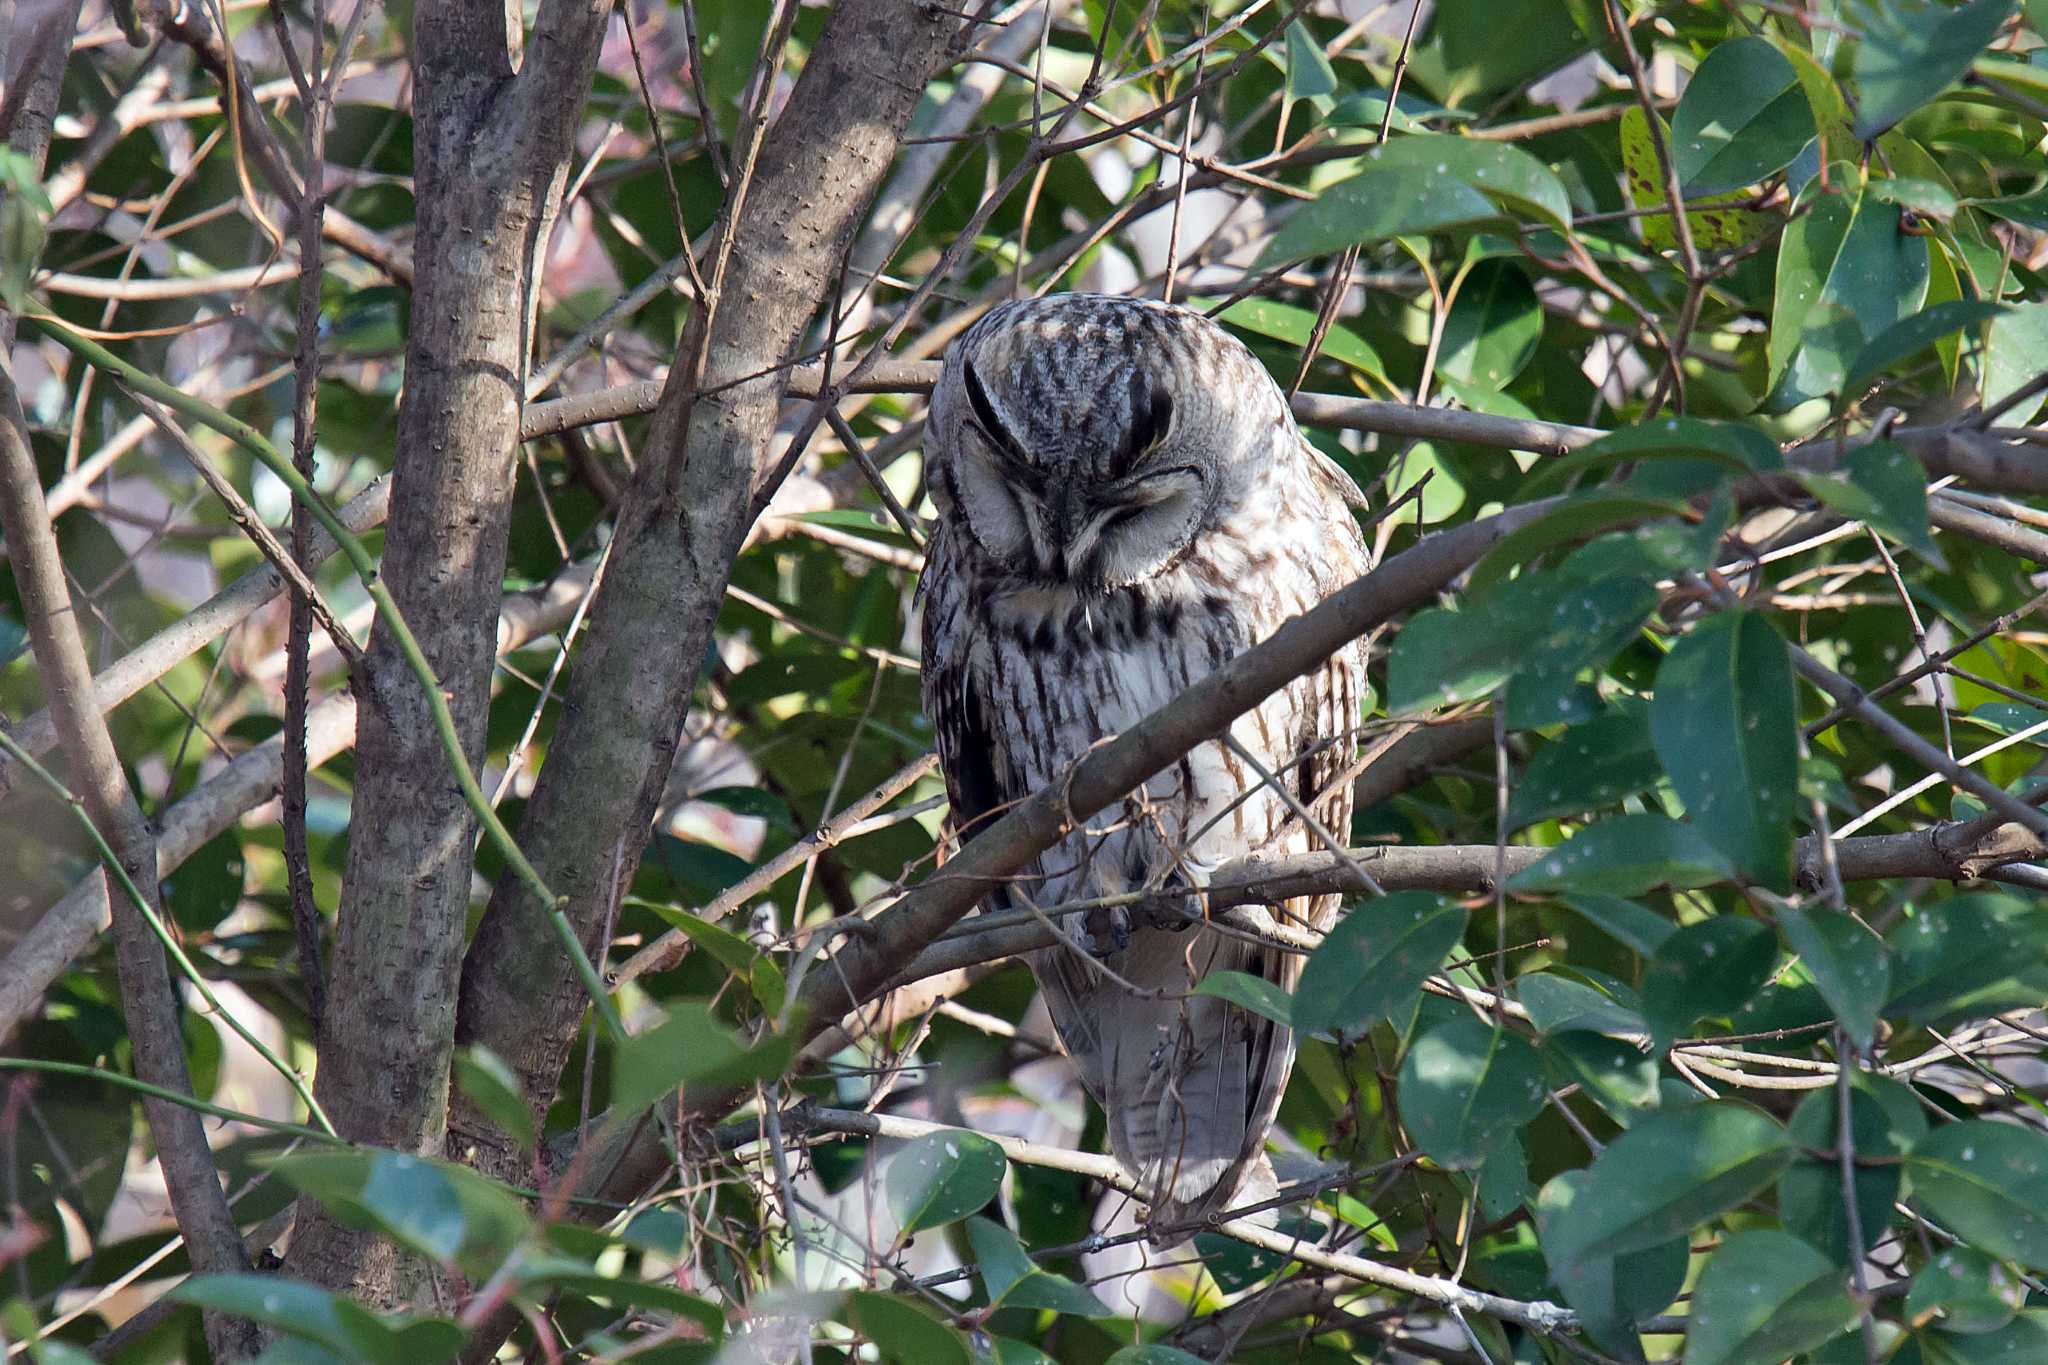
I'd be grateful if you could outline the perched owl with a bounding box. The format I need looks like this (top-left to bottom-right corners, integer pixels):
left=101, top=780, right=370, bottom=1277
left=919, top=294, right=1372, bottom=1239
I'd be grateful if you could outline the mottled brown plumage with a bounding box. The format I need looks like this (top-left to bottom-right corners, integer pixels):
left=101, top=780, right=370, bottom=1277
left=919, top=294, right=1371, bottom=1240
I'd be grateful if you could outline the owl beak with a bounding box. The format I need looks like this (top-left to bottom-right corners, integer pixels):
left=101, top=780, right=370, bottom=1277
left=1045, top=484, right=1089, bottom=580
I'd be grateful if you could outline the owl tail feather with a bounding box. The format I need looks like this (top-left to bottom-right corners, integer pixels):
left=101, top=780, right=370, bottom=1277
left=1036, top=928, right=1299, bottom=1249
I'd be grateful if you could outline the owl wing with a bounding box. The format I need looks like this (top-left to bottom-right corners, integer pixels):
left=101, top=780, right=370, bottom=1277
left=919, top=525, right=1013, bottom=863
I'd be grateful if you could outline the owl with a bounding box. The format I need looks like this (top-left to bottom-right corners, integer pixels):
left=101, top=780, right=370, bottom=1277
left=919, top=294, right=1372, bottom=1239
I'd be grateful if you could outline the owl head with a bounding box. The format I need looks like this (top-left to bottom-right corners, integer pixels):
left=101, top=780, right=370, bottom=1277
left=926, top=294, right=1292, bottom=590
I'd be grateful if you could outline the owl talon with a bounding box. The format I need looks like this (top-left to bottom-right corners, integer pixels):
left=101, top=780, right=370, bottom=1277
left=1083, top=906, right=1131, bottom=957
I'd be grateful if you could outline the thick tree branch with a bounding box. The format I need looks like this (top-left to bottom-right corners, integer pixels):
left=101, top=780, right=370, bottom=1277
left=287, top=0, right=613, bottom=1306
left=450, top=0, right=960, bottom=1183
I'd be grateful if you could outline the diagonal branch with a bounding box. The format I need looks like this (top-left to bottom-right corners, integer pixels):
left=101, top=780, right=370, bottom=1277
left=0, top=361, right=258, bottom=1360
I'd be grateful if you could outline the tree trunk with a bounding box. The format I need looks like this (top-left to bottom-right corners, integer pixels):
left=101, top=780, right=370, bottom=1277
left=448, top=0, right=960, bottom=1180
left=285, top=0, right=609, bottom=1305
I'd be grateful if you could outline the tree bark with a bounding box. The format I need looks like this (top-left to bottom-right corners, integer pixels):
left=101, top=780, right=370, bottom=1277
left=285, top=0, right=610, bottom=1306
left=448, top=0, right=959, bottom=1180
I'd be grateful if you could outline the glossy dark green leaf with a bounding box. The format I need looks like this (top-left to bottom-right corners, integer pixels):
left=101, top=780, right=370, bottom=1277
left=1505, top=814, right=1732, bottom=897
left=1190, top=969, right=1293, bottom=1027
left=1769, top=188, right=1931, bottom=406
left=269, top=1149, right=527, bottom=1279
left=1907, top=1121, right=2048, bottom=1268
left=1543, top=1032, right=1661, bottom=1126
left=1283, top=21, right=1338, bottom=100
left=1844, top=299, right=2006, bottom=391
left=1534, top=1170, right=1688, bottom=1362
left=451, top=1045, right=535, bottom=1154
left=1777, top=904, right=1889, bottom=1047
left=1984, top=301, right=2048, bottom=424
left=1796, top=441, right=1942, bottom=566
left=1439, top=260, right=1542, bottom=388
left=1672, top=38, right=1816, bottom=194
left=1194, top=1216, right=1327, bottom=1293
left=1851, top=0, right=2018, bottom=138
left=1683, top=1230, right=1858, bottom=1365
left=1918, top=1310, right=2048, bottom=1362
left=630, top=899, right=786, bottom=1011
left=168, top=1274, right=406, bottom=1361
left=886, top=1131, right=1006, bottom=1233
left=1517, top=973, right=1645, bottom=1039
left=1399, top=1015, right=1548, bottom=1169
left=1886, top=893, right=2048, bottom=1025
left=1105, top=1347, right=1208, bottom=1365
left=1292, top=893, right=1467, bottom=1039
left=845, top=1291, right=970, bottom=1365
left=1906, top=1247, right=2027, bottom=1334
left=1507, top=702, right=1660, bottom=830
left=1780, top=1079, right=1922, bottom=1266
left=1650, top=611, right=1799, bottom=889
left=1538, top=1102, right=1794, bottom=1269
left=1560, top=893, right=1675, bottom=957
left=1640, top=916, right=1777, bottom=1051
left=965, top=1217, right=1112, bottom=1317
left=612, top=1003, right=797, bottom=1117
left=691, top=785, right=798, bottom=833
left=1197, top=295, right=1388, bottom=384
left=1262, top=135, right=1572, bottom=263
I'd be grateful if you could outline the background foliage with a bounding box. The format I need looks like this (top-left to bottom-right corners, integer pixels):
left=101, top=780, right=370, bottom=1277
left=4, top=0, right=2048, bottom=1361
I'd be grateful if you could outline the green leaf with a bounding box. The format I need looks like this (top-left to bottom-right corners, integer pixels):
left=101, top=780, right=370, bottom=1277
left=1777, top=904, right=1889, bottom=1047
left=1797, top=440, right=1942, bottom=566
left=1672, top=38, right=1817, bottom=195
left=269, top=1150, right=528, bottom=1280
left=1844, top=299, right=2006, bottom=391
left=1506, top=814, right=1733, bottom=897
left=1439, top=260, right=1542, bottom=388
left=1972, top=184, right=2048, bottom=232
left=168, top=1275, right=413, bottom=1361
left=1262, top=135, right=1572, bottom=263
left=1399, top=1016, right=1548, bottom=1169
left=1463, top=494, right=1680, bottom=594
left=886, top=1131, right=1006, bottom=1233
left=452, top=1045, right=535, bottom=1154
left=1918, top=1313, right=2048, bottom=1363
left=1105, top=1347, right=1209, bottom=1365
left=1562, top=893, right=1676, bottom=957
left=1886, top=893, right=2048, bottom=1026
left=1850, top=0, right=2018, bottom=138
left=1292, top=893, right=1468, bottom=1039
left=1517, top=973, right=1645, bottom=1039
left=629, top=899, right=786, bottom=1012
left=612, top=1002, right=797, bottom=1117
left=1906, top=1247, right=2027, bottom=1334
left=1191, top=970, right=1293, bottom=1027
left=964, top=1217, right=1112, bottom=1317
left=1194, top=1216, right=1328, bottom=1292
left=1780, top=1078, right=1922, bottom=1266
left=1508, top=701, right=1661, bottom=831
left=1544, top=1032, right=1662, bottom=1125
left=1619, top=106, right=1775, bottom=252
left=1983, top=301, right=2048, bottom=424
left=1640, top=916, right=1777, bottom=1052
left=1538, top=1102, right=1794, bottom=1270
left=1524, top=417, right=1780, bottom=502
left=1534, top=1170, right=1689, bottom=1361
left=1683, top=1230, right=1859, bottom=1365
left=1196, top=295, right=1388, bottom=385
left=1907, top=1121, right=2048, bottom=1268
left=1650, top=611, right=1799, bottom=889
left=1769, top=187, right=1931, bottom=407
left=1283, top=20, right=1338, bottom=100
left=845, top=1291, right=970, bottom=1365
